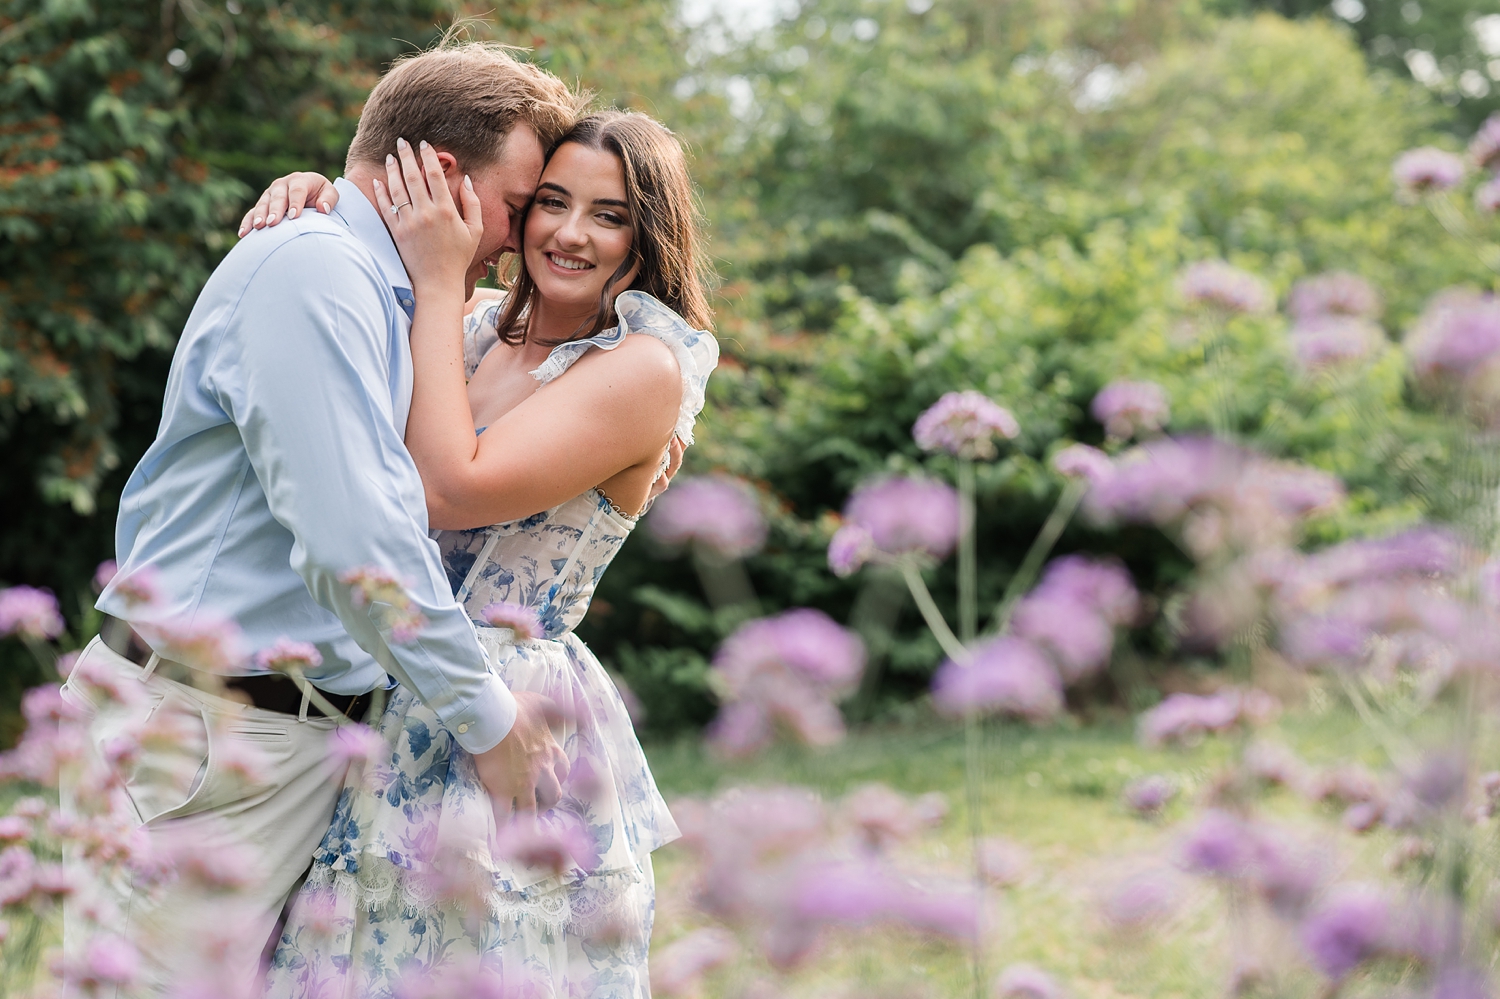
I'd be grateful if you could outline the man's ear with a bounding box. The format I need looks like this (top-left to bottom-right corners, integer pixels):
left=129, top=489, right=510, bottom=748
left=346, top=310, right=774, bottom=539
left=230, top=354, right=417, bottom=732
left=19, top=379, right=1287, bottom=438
left=434, top=150, right=460, bottom=178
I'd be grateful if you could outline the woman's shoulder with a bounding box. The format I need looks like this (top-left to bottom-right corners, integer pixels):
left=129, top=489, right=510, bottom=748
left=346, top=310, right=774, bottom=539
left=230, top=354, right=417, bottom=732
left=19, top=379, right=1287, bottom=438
left=463, top=293, right=507, bottom=379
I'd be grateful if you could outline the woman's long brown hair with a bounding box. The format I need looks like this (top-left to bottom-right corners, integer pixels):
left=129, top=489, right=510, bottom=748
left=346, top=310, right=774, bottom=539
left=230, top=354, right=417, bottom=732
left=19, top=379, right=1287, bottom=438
left=491, top=110, right=714, bottom=346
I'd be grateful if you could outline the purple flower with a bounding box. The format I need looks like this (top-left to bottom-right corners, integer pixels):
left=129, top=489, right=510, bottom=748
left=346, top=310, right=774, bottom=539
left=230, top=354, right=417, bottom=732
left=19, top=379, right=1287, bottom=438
left=92, top=560, right=118, bottom=593
left=1393, top=147, right=1466, bottom=193
left=1011, top=593, right=1114, bottom=684
left=647, top=475, right=767, bottom=558
left=1091, top=381, right=1170, bottom=441
left=1101, top=869, right=1180, bottom=931
left=912, top=390, right=1020, bottom=459
left=1472, top=113, right=1500, bottom=169
left=1290, top=315, right=1383, bottom=371
left=842, top=783, right=930, bottom=852
left=253, top=636, right=322, bottom=673
left=1086, top=437, right=1243, bottom=526
left=827, top=523, right=875, bottom=577
left=1404, top=751, right=1467, bottom=811
left=1288, top=272, right=1382, bottom=321
left=843, top=476, right=961, bottom=562
left=326, top=723, right=387, bottom=770
left=1138, top=691, right=1244, bottom=746
left=1177, top=260, right=1273, bottom=314
left=1033, top=556, right=1140, bottom=626
left=976, top=837, right=1028, bottom=886
left=931, top=637, right=1062, bottom=720
left=142, top=614, right=247, bottom=672
left=1122, top=774, right=1177, bottom=817
left=79, top=934, right=140, bottom=988
left=994, top=963, right=1062, bottom=999
left=480, top=601, right=542, bottom=640
left=714, top=609, right=865, bottom=693
left=1429, top=967, right=1493, bottom=999
left=1300, top=883, right=1391, bottom=979
left=652, top=928, right=739, bottom=997
left=1405, top=289, right=1500, bottom=380
left=492, top=813, right=600, bottom=876
left=1180, top=810, right=1255, bottom=877
left=707, top=609, right=865, bottom=755
left=104, top=566, right=161, bottom=609
left=338, top=566, right=428, bottom=643
left=0, top=586, right=64, bottom=641
left=1477, top=177, right=1500, bottom=213
left=1050, top=443, right=1114, bottom=486
left=394, top=957, right=523, bottom=999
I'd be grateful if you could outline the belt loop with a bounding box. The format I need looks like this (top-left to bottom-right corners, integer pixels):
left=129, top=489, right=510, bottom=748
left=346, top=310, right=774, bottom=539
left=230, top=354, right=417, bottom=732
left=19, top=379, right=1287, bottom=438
left=297, top=684, right=310, bottom=723
left=140, top=652, right=161, bottom=681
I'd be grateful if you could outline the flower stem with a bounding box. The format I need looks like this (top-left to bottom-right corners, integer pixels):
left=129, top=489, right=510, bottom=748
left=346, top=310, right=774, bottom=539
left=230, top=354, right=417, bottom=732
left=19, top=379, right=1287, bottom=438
left=986, top=480, right=1086, bottom=634
left=899, top=563, right=968, bottom=663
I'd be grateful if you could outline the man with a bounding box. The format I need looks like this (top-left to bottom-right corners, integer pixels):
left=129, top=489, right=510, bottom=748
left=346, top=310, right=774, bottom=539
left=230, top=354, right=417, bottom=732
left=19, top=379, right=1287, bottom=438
left=66, top=43, right=586, bottom=994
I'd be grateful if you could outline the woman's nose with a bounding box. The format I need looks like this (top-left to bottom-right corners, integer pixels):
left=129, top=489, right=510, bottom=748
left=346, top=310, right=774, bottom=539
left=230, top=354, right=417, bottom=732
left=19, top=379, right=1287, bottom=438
left=556, top=211, right=588, bottom=247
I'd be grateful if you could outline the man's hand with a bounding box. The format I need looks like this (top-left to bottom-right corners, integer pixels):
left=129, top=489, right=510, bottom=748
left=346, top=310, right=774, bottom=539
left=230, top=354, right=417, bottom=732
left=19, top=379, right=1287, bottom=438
left=471, top=691, right=570, bottom=818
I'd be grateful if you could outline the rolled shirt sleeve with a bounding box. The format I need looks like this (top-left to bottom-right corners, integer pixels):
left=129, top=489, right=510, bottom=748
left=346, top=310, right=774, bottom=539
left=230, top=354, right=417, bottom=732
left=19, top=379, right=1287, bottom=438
left=206, top=231, right=514, bottom=753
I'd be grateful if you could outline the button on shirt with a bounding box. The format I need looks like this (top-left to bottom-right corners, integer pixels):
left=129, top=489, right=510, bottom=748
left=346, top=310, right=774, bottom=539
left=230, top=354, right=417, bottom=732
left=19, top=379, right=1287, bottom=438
left=98, top=178, right=516, bottom=753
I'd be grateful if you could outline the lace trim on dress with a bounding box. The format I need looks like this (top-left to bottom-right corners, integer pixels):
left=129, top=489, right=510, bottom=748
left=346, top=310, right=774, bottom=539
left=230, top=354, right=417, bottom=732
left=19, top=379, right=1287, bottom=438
left=527, top=291, right=719, bottom=446
left=304, top=857, right=643, bottom=934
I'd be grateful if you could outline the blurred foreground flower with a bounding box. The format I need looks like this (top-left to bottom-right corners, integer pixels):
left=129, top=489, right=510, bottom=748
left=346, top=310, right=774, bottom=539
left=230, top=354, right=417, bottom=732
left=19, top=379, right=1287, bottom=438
left=1139, top=689, right=1277, bottom=747
left=707, top=609, right=865, bottom=756
left=0, top=586, right=65, bottom=641
left=253, top=637, right=322, bottom=673
left=1011, top=556, right=1138, bottom=684
left=1289, top=315, right=1383, bottom=372
left=1288, top=272, right=1381, bottom=321
left=931, top=636, right=1061, bottom=721
left=480, top=601, right=542, bottom=640
left=1122, top=775, right=1177, bottom=817
left=1404, top=289, right=1500, bottom=425
left=647, top=475, right=767, bottom=559
left=1091, top=381, right=1169, bottom=441
left=1050, top=443, right=1113, bottom=486
left=394, top=956, right=523, bottom=999
left=1393, top=147, right=1466, bottom=194
left=912, top=389, right=1020, bottom=460
left=994, top=963, right=1062, bottom=999
left=339, top=566, right=428, bottom=643
left=1177, top=260, right=1272, bottom=314
left=652, top=928, right=739, bottom=997
left=140, top=614, right=247, bottom=673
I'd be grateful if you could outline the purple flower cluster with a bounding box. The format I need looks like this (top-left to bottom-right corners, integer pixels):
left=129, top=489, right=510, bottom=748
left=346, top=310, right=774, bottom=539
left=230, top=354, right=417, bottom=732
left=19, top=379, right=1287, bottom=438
left=1287, top=272, right=1382, bottom=322
left=829, top=476, right=961, bottom=575
left=994, top=963, right=1062, bottom=999
left=480, top=601, right=543, bottom=641
left=141, top=614, right=248, bottom=673
left=1050, top=443, right=1113, bottom=486
left=911, top=390, right=1020, bottom=460
left=491, top=812, right=601, bottom=877
left=1011, top=556, right=1138, bottom=684
left=0, top=586, right=65, bottom=641
left=1177, top=260, right=1273, bottom=314
left=1087, top=437, right=1343, bottom=556
left=1122, top=774, right=1177, bottom=817
left=338, top=566, right=428, bottom=643
left=252, top=636, right=322, bottom=673
left=1091, top=381, right=1170, bottom=441
left=1178, top=811, right=1322, bottom=916
left=1138, top=688, right=1278, bottom=747
left=672, top=784, right=978, bottom=970
left=1404, top=289, right=1500, bottom=420
left=1392, top=147, right=1466, bottom=194
left=930, top=637, right=1062, bottom=721
left=647, top=475, right=768, bottom=559
left=707, top=609, right=865, bottom=757
left=1299, top=883, right=1393, bottom=979
left=1471, top=113, right=1500, bottom=171
left=651, top=928, right=739, bottom=997
left=1289, top=315, right=1384, bottom=372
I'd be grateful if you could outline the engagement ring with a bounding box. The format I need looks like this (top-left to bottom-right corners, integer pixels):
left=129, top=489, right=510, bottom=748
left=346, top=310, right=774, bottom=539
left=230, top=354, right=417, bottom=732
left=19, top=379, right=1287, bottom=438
left=390, top=202, right=411, bottom=214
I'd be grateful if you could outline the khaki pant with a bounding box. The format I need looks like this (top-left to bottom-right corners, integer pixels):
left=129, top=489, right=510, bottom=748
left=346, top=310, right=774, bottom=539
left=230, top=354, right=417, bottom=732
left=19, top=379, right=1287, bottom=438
left=60, top=637, right=350, bottom=998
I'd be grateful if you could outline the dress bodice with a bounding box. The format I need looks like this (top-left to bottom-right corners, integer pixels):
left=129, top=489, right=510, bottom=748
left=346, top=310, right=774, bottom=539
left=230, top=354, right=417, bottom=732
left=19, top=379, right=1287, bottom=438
left=435, top=291, right=718, bottom=639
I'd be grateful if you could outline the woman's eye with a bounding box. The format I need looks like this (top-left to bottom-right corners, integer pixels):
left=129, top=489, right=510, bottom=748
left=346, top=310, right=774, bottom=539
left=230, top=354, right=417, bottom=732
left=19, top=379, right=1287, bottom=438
left=598, top=212, right=627, bottom=227
left=539, top=197, right=566, bottom=210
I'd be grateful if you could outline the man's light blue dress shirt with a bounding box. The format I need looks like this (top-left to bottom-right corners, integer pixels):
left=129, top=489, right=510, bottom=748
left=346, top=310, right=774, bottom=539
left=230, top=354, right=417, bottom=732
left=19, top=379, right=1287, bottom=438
left=97, top=179, right=516, bottom=753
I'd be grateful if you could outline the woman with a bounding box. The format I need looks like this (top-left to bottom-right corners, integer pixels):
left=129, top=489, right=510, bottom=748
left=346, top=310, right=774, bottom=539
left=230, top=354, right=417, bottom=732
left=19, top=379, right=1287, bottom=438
left=252, top=111, right=717, bottom=998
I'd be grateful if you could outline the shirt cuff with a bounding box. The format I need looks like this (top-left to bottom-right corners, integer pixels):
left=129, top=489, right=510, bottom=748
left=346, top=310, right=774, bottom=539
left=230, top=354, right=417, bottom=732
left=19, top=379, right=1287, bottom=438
left=442, top=673, right=517, bottom=754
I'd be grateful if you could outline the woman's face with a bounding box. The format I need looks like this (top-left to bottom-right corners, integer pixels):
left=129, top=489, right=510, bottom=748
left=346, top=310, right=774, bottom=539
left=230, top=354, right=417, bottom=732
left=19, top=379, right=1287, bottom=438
left=523, top=142, right=640, bottom=314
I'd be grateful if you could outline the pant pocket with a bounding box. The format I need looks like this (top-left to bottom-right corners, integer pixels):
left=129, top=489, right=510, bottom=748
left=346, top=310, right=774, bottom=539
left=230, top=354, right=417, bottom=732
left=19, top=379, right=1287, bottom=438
left=114, top=693, right=212, bottom=826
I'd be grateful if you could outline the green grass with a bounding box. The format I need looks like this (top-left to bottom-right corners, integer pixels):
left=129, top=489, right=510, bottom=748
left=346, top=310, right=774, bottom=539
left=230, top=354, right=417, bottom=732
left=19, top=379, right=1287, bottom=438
left=641, top=697, right=1449, bottom=999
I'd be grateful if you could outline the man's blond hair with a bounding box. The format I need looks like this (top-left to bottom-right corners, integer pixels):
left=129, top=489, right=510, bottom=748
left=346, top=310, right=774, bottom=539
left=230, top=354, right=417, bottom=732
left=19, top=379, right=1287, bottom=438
left=346, top=43, right=588, bottom=170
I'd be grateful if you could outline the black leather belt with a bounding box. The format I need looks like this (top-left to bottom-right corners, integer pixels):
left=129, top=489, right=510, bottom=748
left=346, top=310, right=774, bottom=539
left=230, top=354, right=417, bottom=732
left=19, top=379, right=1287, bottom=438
left=100, top=616, right=373, bottom=721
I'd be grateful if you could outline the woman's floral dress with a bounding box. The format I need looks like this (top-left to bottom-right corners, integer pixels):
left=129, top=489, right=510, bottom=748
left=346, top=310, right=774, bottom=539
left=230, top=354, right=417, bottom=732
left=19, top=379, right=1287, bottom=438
left=264, top=292, right=719, bottom=999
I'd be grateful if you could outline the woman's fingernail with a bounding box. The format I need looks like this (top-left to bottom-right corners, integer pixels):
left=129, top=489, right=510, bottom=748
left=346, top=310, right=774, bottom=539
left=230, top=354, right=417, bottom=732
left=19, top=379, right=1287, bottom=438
left=237, top=227, right=247, bottom=237
left=386, top=153, right=395, bottom=166
left=396, top=137, right=409, bottom=149
left=253, top=216, right=263, bottom=226
left=267, top=214, right=277, bottom=224
left=373, top=179, right=383, bottom=191
left=320, top=202, right=331, bottom=213
left=419, top=139, right=430, bottom=150
left=464, top=174, right=473, bottom=190
left=289, top=207, right=298, bottom=218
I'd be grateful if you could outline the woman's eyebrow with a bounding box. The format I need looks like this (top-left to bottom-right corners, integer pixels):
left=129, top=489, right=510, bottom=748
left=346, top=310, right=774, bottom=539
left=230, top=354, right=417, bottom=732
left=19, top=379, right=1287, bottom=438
left=592, top=197, right=629, bottom=209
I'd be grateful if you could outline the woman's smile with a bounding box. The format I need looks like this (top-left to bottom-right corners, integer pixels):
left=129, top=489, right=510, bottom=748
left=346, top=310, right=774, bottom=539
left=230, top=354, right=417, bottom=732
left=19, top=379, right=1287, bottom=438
left=544, top=251, right=595, bottom=272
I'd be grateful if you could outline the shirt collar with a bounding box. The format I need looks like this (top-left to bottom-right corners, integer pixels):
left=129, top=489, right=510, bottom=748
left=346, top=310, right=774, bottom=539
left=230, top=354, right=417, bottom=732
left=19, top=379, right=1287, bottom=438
left=331, top=177, right=415, bottom=316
